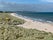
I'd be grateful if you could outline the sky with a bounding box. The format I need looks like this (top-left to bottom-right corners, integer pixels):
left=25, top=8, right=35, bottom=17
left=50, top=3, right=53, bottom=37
left=0, top=0, right=53, bottom=12
left=0, top=0, right=53, bottom=4
left=0, top=0, right=41, bottom=4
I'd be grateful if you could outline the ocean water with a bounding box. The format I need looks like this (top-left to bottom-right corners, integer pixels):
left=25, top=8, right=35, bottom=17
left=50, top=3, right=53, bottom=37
left=16, top=11, right=53, bottom=23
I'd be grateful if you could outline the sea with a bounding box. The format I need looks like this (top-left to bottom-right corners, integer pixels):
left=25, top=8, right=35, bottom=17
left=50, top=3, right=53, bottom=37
left=16, top=11, right=53, bottom=24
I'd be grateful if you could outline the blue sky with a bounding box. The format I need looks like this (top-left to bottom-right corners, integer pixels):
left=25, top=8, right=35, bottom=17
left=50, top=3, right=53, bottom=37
left=0, top=0, right=53, bottom=12
left=0, top=0, right=39, bottom=4
left=0, top=0, right=53, bottom=4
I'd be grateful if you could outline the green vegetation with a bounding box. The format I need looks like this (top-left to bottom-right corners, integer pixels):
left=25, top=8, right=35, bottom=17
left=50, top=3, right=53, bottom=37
left=0, top=13, right=53, bottom=40
left=0, top=13, right=25, bottom=25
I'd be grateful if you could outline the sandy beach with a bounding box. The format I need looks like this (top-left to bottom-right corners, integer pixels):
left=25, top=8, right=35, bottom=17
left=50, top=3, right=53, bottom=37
left=11, top=13, right=53, bottom=33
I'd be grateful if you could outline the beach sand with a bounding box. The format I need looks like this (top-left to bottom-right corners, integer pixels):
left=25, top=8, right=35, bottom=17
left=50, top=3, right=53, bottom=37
left=11, top=13, right=53, bottom=33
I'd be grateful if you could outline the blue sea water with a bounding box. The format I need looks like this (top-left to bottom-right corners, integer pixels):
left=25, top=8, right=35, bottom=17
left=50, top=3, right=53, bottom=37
left=16, top=11, right=53, bottom=23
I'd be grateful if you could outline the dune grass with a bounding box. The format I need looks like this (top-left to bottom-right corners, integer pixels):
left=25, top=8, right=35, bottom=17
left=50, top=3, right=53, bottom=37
left=0, top=13, right=25, bottom=25
left=0, top=13, right=53, bottom=40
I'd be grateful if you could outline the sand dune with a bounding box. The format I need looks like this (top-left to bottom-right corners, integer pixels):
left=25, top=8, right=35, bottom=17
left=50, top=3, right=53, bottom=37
left=11, top=13, right=53, bottom=33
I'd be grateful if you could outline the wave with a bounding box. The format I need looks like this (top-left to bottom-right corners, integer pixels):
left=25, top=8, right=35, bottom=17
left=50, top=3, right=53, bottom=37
left=16, top=13, right=53, bottom=24
left=46, top=21, right=53, bottom=24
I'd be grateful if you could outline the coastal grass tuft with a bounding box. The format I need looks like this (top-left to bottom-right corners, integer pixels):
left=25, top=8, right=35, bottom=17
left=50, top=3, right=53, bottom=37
left=0, top=13, right=53, bottom=40
left=0, top=13, right=25, bottom=25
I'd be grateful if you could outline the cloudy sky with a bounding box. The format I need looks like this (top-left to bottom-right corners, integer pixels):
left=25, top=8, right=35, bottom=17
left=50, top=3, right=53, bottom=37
left=0, top=0, right=53, bottom=12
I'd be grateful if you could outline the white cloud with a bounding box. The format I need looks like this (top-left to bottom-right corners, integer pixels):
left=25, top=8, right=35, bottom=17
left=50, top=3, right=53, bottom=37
left=0, top=1, right=53, bottom=12
left=42, top=0, right=53, bottom=2
left=0, top=5, right=4, bottom=8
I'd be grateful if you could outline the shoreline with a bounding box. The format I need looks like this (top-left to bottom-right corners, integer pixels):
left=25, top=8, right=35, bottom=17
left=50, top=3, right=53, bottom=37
left=10, top=13, right=53, bottom=33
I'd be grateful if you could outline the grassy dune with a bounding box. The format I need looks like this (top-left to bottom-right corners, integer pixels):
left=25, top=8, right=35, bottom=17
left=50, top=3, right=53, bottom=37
left=0, top=13, right=53, bottom=40
left=0, top=13, right=25, bottom=25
